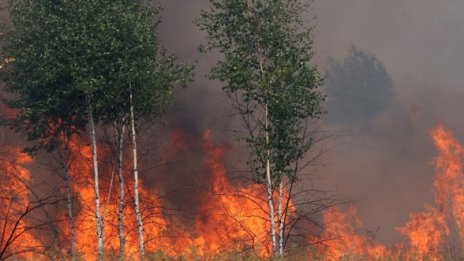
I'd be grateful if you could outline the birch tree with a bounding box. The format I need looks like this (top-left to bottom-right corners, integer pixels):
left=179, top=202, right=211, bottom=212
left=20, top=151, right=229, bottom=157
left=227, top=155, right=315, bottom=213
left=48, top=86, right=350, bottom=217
left=0, top=0, right=185, bottom=259
left=95, top=3, right=193, bottom=259
left=126, top=55, right=192, bottom=261
left=198, top=0, right=324, bottom=256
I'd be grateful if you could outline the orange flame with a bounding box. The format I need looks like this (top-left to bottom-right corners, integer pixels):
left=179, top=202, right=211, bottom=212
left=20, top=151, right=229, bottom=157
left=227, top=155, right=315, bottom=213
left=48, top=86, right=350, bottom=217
left=317, top=125, right=464, bottom=260
left=57, top=130, right=293, bottom=259
left=397, top=206, right=448, bottom=259
left=0, top=146, right=42, bottom=260
left=13, top=125, right=464, bottom=259
left=396, top=126, right=464, bottom=258
left=190, top=129, right=273, bottom=256
left=62, top=135, right=167, bottom=259
left=432, top=125, right=464, bottom=241
left=318, top=207, right=388, bottom=260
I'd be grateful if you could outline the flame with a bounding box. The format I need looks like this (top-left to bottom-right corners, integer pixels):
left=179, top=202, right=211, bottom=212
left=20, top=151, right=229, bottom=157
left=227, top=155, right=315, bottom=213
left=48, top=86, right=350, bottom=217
left=395, top=126, right=464, bottom=259
left=0, top=146, right=42, bottom=260
left=397, top=206, right=448, bottom=259
left=8, top=124, right=464, bottom=259
left=190, top=129, right=274, bottom=256
left=318, top=207, right=388, bottom=260
left=431, top=125, right=464, bottom=241
left=57, top=130, right=290, bottom=259
left=316, top=125, right=464, bottom=260
left=62, top=135, right=167, bottom=260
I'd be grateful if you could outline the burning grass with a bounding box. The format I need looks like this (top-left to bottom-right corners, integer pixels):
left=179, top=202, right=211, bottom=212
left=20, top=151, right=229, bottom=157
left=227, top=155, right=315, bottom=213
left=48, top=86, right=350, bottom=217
left=2, top=125, right=464, bottom=260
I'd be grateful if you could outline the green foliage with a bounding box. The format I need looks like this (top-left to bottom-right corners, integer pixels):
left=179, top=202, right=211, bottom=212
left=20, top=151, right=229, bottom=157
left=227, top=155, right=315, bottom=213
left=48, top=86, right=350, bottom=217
left=1, top=0, right=193, bottom=152
left=197, top=0, right=324, bottom=181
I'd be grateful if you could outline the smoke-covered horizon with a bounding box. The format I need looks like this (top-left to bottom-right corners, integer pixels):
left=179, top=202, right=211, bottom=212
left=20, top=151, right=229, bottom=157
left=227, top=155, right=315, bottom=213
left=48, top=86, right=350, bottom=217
left=1, top=0, right=464, bottom=249
left=154, top=0, right=464, bottom=245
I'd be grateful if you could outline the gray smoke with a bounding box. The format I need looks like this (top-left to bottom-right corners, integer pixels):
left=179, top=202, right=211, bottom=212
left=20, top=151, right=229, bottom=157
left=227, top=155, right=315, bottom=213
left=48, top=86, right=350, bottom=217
left=154, top=0, right=464, bottom=245
left=2, top=0, right=464, bottom=247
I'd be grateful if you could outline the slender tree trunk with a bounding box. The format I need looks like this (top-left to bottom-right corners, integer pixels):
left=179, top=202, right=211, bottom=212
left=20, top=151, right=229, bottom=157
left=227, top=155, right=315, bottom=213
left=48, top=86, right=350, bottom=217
left=88, top=103, right=104, bottom=261
left=257, top=43, right=277, bottom=255
left=278, top=178, right=284, bottom=256
left=117, top=123, right=126, bottom=260
left=265, top=103, right=278, bottom=256
left=64, top=170, right=76, bottom=261
left=129, top=91, right=145, bottom=260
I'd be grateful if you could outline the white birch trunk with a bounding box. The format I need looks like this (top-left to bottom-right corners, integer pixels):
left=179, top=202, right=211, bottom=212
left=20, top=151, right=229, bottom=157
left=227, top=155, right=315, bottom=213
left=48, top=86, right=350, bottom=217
left=117, top=124, right=126, bottom=260
left=278, top=178, right=284, bottom=256
left=129, top=91, right=145, bottom=260
left=257, top=44, right=278, bottom=255
left=265, top=104, right=278, bottom=256
left=88, top=103, right=104, bottom=261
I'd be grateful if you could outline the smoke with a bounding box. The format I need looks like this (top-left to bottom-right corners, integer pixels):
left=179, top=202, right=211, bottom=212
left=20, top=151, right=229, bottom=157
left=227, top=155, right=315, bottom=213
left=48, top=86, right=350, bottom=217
left=310, top=0, right=464, bottom=244
left=1, top=0, right=464, bottom=249
left=153, top=0, right=464, bottom=245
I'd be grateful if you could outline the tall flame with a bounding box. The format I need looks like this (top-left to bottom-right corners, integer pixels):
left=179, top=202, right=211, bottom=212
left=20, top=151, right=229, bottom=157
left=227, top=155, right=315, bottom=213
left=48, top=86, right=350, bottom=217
left=317, top=125, right=464, bottom=260
left=63, top=135, right=167, bottom=259
left=56, top=130, right=291, bottom=259
left=396, top=125, right=464, bottom=258
left=0, top=146, right=41, bottom=260
left=191, top=129, right=273, bottom=256
left=432, top=125, right=464, bottom=241
left=6, top=125, right=464, bottom=259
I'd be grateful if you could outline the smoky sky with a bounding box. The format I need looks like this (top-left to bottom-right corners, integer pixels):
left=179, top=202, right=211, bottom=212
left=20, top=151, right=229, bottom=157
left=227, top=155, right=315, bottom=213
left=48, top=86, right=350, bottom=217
left=1, top=0, right=464, bottom=247
left=153, top=0, right=464, bottom=245
left=312, top=0, right=464, bottom=244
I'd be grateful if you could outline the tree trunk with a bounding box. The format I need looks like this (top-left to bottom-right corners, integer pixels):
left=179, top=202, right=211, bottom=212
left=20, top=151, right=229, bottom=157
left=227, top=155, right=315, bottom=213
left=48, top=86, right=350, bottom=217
left=278, top=178, right=284, bottom=256
left=129, top=91, right=145, bottom=260
left=88, top=102, right=104, bottom=261
left=117, top=124, right=126, bottom=260
left=257, top=39, right=278, bottom=256
left=265, top=103, right=278, bottom=256
left=64, top=170, right=76, bottom=261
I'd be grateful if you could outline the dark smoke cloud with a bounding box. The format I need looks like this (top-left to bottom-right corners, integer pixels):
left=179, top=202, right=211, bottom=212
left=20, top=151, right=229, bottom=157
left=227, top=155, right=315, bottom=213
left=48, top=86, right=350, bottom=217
left=311, top=0, right=464, bottom=244
left=1, top=0, right=464, bottom=247
left=153, top=0, right=464, bottom=245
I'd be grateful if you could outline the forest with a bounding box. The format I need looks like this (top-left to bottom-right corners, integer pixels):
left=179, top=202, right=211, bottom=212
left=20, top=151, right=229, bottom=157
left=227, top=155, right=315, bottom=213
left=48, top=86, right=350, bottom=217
left=1, top=0, right=464, bottom=260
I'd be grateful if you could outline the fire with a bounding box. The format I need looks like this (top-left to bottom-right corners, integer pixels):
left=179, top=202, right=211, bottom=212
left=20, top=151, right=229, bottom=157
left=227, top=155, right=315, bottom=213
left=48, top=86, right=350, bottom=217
left=152, top=129, right=292, bottom=257
left=58, top=130, right=286, bottom=259
left=7, top=124, right=464, bottom=259
left=0, top=146, right=42, bottom=260
left=395, top=126, right=464, bottom=259
left=397, top=207, right=448, bottom=259
left=63, top=135, right=167, bottom=260
left=431, top=125, right=464, bottom=241
left=316, top=125, right=464, bottom=260
left=318, top=207, right=388, bottom=260
left=191, top=129, right=273, bottom=256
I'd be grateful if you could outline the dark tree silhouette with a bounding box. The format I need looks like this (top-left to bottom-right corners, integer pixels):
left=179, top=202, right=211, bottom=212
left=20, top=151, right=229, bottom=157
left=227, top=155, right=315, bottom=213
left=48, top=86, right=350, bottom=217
left=325, top=46, right=395, bottom=124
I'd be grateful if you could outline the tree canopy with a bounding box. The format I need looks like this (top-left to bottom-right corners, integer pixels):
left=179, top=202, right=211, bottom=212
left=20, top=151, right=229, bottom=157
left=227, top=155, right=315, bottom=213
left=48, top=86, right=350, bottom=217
left=198, top=0, right=324, bottom=255
left=198, top=0, right=324, bottom=181
left=1, top=0, right=192, bottom=152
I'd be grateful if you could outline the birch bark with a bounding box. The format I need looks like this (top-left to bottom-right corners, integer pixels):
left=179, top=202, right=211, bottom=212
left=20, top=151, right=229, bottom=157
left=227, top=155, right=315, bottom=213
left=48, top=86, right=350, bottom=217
left=117, top=124, right=126, bottom=260
left=278, top=179, right=284, bottom=255
left=129, top=91, right=145, bottom=260
left=88, top=103, right=104, bottom=261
